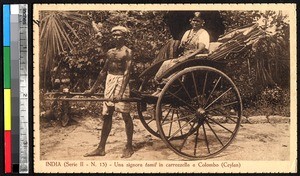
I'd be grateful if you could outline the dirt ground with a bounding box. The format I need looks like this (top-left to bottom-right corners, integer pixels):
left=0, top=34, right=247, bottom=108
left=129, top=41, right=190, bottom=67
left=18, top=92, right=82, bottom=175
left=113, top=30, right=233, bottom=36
left=40, top=113, right=290, bottom=161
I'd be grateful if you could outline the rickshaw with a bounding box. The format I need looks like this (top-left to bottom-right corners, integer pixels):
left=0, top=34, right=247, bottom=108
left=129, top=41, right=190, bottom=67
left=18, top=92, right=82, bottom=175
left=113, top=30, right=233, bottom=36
left=45, top=23, right=263, bottom=159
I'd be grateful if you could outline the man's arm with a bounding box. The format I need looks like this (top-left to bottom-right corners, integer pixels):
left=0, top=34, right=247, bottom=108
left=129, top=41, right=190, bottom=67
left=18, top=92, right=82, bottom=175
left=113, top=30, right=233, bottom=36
left=118, top=49, right=132, bottom=99
left=85, top=56, right=109, bottom=94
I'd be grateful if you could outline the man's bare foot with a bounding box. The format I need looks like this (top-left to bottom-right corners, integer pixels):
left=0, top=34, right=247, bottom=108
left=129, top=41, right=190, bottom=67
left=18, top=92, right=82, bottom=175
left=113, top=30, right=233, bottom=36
left=84, top=147, right=105, bottom=157
left=121, top=147, right=134, bottom=158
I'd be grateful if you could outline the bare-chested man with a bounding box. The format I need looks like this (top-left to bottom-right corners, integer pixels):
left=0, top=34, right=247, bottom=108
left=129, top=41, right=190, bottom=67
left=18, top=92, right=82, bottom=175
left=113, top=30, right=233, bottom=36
left=84, top=26, right=134, bottom=158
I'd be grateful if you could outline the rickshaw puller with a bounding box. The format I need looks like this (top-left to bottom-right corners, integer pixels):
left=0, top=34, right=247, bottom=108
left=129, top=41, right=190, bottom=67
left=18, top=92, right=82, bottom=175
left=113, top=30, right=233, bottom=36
left=84, top=26, right=134, bottom=158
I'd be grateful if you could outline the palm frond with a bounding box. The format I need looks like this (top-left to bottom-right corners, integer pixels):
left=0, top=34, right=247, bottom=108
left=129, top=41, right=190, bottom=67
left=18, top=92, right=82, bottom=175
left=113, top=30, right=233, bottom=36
left=60, top=12, right=89, bottom=25
left=62, top=20, right=80, bottom=39
left=39, top=11, right=90, bottom=89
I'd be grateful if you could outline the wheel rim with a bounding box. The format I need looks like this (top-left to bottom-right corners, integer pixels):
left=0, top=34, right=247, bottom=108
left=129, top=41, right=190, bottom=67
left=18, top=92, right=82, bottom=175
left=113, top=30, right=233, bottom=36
left=156, top=66, right=242, bottom=159
left=137, top=75, right=195, bottom=139
left=137, top=75, right=161, bottom=138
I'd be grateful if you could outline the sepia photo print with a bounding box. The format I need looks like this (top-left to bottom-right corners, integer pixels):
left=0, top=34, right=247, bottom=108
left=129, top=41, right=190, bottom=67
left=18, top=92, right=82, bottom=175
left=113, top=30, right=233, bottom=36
left=33, top=4, right=297, bottom=173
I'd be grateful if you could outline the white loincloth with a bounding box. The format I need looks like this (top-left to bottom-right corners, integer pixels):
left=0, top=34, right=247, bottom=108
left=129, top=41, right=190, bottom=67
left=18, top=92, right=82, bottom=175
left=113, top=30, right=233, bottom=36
left=102, top=73, right=131, bottom=115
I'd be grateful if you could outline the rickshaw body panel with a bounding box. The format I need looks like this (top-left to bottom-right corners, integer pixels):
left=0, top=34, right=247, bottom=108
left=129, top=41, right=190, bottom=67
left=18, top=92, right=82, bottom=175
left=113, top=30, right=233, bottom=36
left=156, top=57, right=226, bottom=81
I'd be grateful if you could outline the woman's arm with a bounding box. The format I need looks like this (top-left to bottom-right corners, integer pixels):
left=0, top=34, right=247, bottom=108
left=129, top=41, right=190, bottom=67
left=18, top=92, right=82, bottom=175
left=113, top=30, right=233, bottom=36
left=177, top=29, right=210, bottom=62
left=176, top=43, right=206, bottom=62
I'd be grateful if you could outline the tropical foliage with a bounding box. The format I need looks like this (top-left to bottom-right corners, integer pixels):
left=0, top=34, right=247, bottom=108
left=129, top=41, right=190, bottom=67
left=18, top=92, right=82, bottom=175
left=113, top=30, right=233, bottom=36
left=39, top=11, right=92, bottom=88
left=220, top=11, right=289, bottom=87
left=39, top=11, right=170, bottom=91
left=219, top=11, right=290, bottom=113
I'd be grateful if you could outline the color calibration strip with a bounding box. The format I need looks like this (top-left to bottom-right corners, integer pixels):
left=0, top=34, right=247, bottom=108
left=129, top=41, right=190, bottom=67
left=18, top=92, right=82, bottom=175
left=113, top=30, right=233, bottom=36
left=3, top=4, right=29, bottom=173
left=3, top=4, right=12, bottom=173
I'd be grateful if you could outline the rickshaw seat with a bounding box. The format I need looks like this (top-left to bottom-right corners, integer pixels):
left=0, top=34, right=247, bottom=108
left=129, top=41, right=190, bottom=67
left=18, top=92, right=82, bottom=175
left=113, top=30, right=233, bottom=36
left=195, top=42, right=222, bottom=59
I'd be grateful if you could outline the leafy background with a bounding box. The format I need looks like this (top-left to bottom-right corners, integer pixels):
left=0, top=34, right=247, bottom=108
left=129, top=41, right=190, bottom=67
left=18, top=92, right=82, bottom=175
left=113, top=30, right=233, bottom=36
left=38, top=10, right=290, bottom=117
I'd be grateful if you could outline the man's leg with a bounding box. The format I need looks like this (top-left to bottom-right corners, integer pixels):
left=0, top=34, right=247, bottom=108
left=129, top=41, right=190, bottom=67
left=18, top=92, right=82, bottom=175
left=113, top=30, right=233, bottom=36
left=121, top=112, right=134, bottom=158
left=84, top=107, right=114, bottom=157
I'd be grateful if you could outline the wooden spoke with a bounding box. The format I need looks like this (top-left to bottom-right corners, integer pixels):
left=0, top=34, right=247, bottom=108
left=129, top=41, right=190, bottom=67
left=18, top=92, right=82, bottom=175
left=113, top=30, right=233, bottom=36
left=177, top=78, right=193, bottom=102
left=179, top=105, right=195, bottom=113
left=161, top=113, right=195, bottom=126
left=176, top=110, right=183, bottom=136
left=168, top=109, right=175, bottom=137
left=205, top=120, right=224, bottom=146
left=191, top=72, right=200, bottom=105
left=205, top=87, right=232, bottom=110
left=194, top=127, right=200, bottom=156
left=167, top=106, right=194, bottom=114
left=167, top=90, right=197, bottom=110
left=205, top=76, right=221, bottom=105
left=206, top=101, right=239, bottom=112
left=161, top=107, right=172, bottom=124
left=227, top=116, right=239, bottom=124
left=168, top=116, right=197, bottom=140
left=146, top=118, right=155, bottom=125
left=179, top=122, right=196, bottom=151
left=162, top=107, right=170, bottom=113
left=211, top=109, right=243, bottom=127
left=206, top=117, right=234, bottom=134
left=202, top=124, right=210, bottom=154
left=202, top=72, right=208, bottom=96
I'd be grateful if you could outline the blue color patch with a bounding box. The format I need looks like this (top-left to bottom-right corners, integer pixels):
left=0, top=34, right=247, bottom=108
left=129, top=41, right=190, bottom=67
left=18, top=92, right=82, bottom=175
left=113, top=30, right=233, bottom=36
left=3, top=5, right=11, bottom=46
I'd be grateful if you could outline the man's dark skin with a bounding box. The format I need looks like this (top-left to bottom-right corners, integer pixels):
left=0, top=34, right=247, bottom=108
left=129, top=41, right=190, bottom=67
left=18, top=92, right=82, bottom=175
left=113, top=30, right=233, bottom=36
left=84, top=29, right=134, bottom=158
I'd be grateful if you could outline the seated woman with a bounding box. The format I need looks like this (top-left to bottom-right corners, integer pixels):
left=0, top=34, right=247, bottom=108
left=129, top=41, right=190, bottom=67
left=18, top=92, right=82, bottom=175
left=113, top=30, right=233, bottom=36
left=153, top=12, right=210, bottom=96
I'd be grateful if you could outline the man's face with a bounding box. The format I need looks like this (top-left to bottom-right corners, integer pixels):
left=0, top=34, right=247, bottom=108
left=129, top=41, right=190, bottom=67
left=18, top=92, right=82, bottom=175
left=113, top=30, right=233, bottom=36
left=112, top=31, right=125, bottom=43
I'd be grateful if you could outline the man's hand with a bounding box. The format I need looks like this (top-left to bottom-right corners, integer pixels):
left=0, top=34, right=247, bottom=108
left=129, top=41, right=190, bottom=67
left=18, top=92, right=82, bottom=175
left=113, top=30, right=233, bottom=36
left=84, top=89, right=95, bottom=95
left=114, top=94, right=123, bottom=102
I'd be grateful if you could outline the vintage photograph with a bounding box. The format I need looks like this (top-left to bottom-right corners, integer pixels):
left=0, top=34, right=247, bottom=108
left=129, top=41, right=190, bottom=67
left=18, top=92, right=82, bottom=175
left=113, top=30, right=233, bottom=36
left=33, top=4, right=297, bottom=173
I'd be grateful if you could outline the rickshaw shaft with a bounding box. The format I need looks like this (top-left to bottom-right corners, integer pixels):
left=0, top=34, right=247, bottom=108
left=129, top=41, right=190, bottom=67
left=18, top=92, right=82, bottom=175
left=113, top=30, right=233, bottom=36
left=45, top=97, right=141, bottom=102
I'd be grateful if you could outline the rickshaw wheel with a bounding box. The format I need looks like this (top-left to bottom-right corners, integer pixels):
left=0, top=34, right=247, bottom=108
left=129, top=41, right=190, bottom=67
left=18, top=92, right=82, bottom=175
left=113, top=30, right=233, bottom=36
left=156, top=66, right=242, bottom=159
left=137, top=74, right=189, bottom=139
left=137, top=74, right=161, bottom=138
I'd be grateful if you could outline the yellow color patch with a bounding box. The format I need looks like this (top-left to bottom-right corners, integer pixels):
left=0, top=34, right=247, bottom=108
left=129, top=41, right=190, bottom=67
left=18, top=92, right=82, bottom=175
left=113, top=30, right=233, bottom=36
left=4, top=89, right=11, bottom=130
